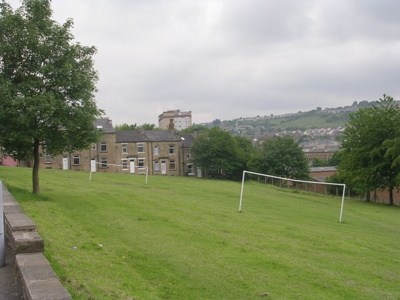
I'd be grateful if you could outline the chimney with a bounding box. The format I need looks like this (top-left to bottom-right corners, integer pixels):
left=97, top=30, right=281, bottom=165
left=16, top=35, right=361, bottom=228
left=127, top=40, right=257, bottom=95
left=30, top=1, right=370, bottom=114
left=168, top=119, right=175, bottom=130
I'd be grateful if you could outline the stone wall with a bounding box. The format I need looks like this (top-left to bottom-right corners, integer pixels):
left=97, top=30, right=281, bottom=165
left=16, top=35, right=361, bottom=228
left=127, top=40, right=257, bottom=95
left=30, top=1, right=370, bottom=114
left=2, top=183, right=72, bottom=300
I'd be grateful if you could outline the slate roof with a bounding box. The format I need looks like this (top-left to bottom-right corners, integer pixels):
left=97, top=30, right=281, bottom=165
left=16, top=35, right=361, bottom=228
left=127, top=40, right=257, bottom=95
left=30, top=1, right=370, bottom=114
left=179, top=133, right=195, bottom=148
left=144, top=130, right=181, bottom=142
left=116, top=131, right=147, bottom=142
left=116, top=130, right=181, bottom=143
left=94, top=118, right=115, bottom=133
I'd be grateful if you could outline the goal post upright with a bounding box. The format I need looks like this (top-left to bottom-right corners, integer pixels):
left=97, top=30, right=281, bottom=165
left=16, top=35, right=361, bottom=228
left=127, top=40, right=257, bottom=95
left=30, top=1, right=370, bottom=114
left=239, top=170, right=346, bottom=223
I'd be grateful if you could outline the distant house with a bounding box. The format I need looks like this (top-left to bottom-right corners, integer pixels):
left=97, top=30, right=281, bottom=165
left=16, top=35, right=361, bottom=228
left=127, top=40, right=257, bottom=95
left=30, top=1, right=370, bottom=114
left=38, top=118, right=199, bottom=177
left=1, top=156, right=18, bottom=167
left=115, top=129, right=182, bottom=176
left=39, top=118, right=117, bottom=172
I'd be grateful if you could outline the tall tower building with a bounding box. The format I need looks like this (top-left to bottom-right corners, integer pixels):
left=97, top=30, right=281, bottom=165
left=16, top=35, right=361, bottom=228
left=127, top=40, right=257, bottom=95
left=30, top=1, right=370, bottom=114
left=158, top=110, right=192, bottom=130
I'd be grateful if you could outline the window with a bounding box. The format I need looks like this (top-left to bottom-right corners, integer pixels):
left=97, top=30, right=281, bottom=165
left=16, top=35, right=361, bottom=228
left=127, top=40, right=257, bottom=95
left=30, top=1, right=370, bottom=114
left=154, top=145, right=159, bottom=155
left=187, top=150, right=191, bottom=159
left=187, top=163, right=194, bottom=175
left=101, top=158, right=107, bottom=168
left=169, top=145, right=175, bottom=154
left=169, top=159, right=176, bottom=170
left=44, top=154, right=52, bottom=164
left=100, top=142, right=107, bottom=152
left=122, top=159, right=128, bottom=170
left=138, top=143, right=144, bottom=153
left=92, top=143, right=96, bottom=151
left=73, top=155, right=80, bottom=165
left=154, top=160, right=160, bottom=171
left=122, top=143, right=128, bottom=153
left=138, top=158, right=145, bottom=167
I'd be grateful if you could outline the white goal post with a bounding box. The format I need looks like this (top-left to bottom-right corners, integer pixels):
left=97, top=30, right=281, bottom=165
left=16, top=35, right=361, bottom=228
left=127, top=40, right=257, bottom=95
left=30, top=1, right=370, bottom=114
left=89, top=161, right=148, bottom=184
left=239, top=170, right=346, bottom=223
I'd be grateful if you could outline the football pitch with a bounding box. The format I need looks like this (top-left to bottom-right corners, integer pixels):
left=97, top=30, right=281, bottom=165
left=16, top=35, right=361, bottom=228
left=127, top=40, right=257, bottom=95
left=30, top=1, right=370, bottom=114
left=1, top=166, right=399, bottom=299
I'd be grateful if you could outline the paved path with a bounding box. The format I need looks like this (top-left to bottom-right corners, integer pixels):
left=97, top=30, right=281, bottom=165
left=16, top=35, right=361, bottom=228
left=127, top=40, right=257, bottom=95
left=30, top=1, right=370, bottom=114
left=0, top=239, right=23, bottom=300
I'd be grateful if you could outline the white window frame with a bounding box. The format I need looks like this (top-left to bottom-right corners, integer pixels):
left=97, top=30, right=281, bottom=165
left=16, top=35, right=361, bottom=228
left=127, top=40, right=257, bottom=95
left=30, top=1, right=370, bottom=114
left=154, top=145, right=159, bottom=155
left=137, top=143, right=144, bottom=153
left=138, top=158, right=145, bottom=167
left=122, top=143, right=128, bottom=154
left=169, top=159, right=176, bottom=170
left=100, top=142, right=107, bottom=152
left=73, top=155, right=80, bottom=166
left=122, top=159, right=128, bottom=170
left=101, top=157, right=107, bottom=168
left=169, top=145, right=175, bottom=155
left=154, top=160, right=160, bottom=171
left=187, top=163, right=194, bottom=175
left=44, top=154, right=52, bottom=164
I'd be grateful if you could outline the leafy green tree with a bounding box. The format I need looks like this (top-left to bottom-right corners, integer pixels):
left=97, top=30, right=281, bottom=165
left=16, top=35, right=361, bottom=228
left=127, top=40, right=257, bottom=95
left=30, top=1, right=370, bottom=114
left=190, top=127, right=241, bottom=177
left=249, top=136, right=309, bottom=180
left=180, top=124, right=209, bottom=134
left=115, top=123, right=138, bottom=131
left=312, top=151, right=342, bottom=167
left=339, top=95, right=400, bottom=205
left=141, top=123, right=160, bottom=130
left=231, top=135, right=255, bottom=179
left=0, top=0, right=102, bottom=194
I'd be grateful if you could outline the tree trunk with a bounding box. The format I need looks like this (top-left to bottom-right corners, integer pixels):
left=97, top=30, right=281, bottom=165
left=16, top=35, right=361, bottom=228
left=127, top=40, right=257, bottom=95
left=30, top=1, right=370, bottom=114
left=366, top=191, right=370, bottom=202
left=389, top=188, right=394, bottom=206
left=32, top=139, right=40, bottom=194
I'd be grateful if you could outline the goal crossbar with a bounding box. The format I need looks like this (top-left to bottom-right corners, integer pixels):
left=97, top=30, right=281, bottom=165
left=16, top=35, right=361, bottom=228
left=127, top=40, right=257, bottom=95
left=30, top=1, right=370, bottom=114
left=239, top=170, right=346, bottom=223
left=89, top=162, right=148, bottom=184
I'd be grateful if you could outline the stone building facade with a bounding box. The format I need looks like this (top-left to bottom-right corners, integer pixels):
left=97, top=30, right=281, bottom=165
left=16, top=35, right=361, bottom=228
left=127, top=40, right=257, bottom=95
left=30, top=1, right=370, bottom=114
left=39, top=118, right=196, bottom=177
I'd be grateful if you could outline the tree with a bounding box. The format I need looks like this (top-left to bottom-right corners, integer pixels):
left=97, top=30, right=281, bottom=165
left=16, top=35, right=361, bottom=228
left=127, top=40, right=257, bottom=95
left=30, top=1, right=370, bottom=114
left=190, top=127, right=242, bottom=177
left=248, top=136, right=309, bottom=180
left=180, top=124, right=209, bottom=134
left=0, top=0, right=103, bottom=194
left=312, top=151, right=342, bottom=167
left=115, top=123, right=138, bottom=131
left=141, top=123, right=159, bottom=130
left=339, top=95, right=400, bottom=205
left=231, top=135, right=255, bottom=179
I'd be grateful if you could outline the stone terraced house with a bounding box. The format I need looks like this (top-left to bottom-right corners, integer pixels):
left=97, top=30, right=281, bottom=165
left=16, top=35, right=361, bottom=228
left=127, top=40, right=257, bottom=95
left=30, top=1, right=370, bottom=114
left=39, top=118, right=197, bottom=177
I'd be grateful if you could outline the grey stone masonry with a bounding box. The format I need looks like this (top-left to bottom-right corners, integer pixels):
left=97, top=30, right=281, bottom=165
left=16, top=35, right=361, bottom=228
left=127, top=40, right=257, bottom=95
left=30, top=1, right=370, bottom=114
left=2, top=183, right=72, bottom=300
left=16, top=253, right=72, bottom=300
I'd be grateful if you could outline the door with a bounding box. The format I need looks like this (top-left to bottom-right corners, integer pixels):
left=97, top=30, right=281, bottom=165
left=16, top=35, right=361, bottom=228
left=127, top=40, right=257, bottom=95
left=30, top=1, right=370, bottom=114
left=161, top=161, right=167, bottom=175
left=90, top=159, right=96, bottom=172
left=130, top=160, right=135, bottom=174
left=62, top=157, right=68, bottom=170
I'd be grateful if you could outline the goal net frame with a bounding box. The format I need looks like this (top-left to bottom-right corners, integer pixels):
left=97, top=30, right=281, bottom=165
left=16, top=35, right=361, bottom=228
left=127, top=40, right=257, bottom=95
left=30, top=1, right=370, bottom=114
left=89, top=161, right=148, bottom=184
left=239, top=170, right=346, bottom=223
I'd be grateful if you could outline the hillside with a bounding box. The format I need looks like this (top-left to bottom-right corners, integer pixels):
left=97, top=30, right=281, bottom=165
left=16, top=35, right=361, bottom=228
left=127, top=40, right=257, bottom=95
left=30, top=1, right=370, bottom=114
left=206, top=100, right=381, bottom=139
left=1, top=167, right=400, bottom=299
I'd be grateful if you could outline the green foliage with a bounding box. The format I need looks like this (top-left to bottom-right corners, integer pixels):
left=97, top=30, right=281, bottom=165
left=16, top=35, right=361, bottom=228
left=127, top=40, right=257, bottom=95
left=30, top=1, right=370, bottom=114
left=180, top=124, right=209, bottom=133
left=339, top=95, right=400, bottom=204
left=0, top=0, right=102, bottom=193
left=141, top=123, right=159, bottom=130
left=312, top=151, right=342, bottom=167
left=115, top=123, right=160, bottom=131
left=1, top=167, right=400, bottom=299
left=249, top=136, right=310, bottom=180
left=190, top=127, right=245, bottom=176
left=115, top=123, right=138, bottom=131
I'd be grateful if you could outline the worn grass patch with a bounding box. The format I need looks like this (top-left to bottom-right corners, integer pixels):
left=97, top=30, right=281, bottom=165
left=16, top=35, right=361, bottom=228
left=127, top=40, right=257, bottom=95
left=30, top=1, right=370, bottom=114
left=1, top=166, right=399, bottom=299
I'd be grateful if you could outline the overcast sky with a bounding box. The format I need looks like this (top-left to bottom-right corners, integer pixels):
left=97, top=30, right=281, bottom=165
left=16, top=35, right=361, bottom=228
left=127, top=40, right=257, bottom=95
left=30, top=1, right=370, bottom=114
left=7, top=0, right=400, bottom=125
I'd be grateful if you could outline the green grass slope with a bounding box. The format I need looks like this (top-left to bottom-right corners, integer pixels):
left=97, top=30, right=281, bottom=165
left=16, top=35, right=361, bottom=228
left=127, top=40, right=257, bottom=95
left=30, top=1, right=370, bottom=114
left=1, top=166, right=399, bottom=299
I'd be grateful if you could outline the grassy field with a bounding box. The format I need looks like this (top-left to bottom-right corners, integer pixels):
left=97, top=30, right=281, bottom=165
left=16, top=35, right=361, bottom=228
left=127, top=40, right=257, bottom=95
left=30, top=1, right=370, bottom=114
left=1, top=166, right=400, bottom=299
